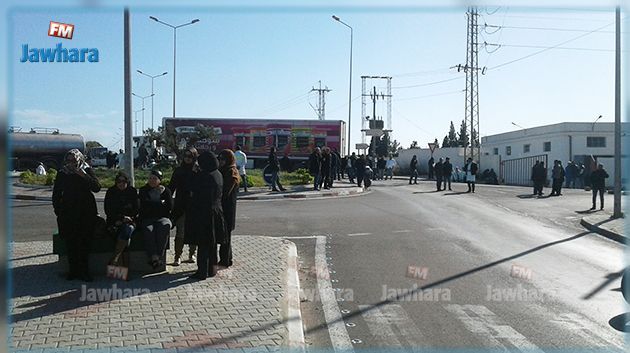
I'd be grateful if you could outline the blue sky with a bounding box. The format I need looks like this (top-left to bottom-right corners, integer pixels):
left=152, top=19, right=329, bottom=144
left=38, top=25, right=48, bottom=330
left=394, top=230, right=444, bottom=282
left=7, top=2, right=625, bottom=152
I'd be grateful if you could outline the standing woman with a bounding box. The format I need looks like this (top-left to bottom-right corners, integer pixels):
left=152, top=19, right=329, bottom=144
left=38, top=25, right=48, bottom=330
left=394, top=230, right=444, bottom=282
left=186, top=151, right=225, bottom=280
left=218, top=149, right=240, bottom=267
left=169, top=147, right=198, bottom=265
left=138, top=170, right=173, bottom=270
left=104, top=171, right=139, bottom=266
left=52, top=149, right=101, bottom=281
left=268, top=146, right=286, bottom=192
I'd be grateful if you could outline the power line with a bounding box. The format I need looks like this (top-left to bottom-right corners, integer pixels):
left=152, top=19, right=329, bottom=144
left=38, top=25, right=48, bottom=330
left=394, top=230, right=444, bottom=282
left=392, top=76, right=463, bottom=90
left=488, top=43, right=614, bottom=52
left=391, top=67, right=452, bottom=78
left=395, top=90, right=463, bottom=102
left=485, top=23, right=617, bottom=33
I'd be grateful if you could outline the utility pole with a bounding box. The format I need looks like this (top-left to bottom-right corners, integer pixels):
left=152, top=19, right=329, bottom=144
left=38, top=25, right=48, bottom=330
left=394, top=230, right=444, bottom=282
left=613, top=6, right=622, bottom=218
left=453, top=7, right=486, bottom=166
left=123, top=8, right=134, bottom=186
left=310, top=81, right=331, bottom=120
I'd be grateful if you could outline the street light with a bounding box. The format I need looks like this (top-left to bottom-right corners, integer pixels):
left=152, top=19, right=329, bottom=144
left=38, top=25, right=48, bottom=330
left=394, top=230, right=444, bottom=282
left=332, top=14, right=353, bottom=156
left=592, top=114, right=603, bottom=131
left=134, top=108, right=145, bottom=136
left=137, top=70, right=168, bottom=130
left=149, top=16, right=200, bottom=119
left=132, top=93, right=154, bottom=133
left=511, top=122, right=526, bottom=134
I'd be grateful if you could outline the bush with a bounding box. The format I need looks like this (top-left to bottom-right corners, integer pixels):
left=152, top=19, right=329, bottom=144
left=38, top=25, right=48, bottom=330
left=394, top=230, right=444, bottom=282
left=45, top=168, right=57, bottom=185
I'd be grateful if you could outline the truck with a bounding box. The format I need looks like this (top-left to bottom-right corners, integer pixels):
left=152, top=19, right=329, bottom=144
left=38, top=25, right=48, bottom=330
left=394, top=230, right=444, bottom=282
left=9, top=127, right=86, bottom=171
left=162, top=118, right=346, bottom=168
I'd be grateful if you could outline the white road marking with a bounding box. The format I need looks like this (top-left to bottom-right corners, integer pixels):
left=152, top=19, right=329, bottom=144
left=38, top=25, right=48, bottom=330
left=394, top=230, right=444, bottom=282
left=358, top=305, right=402, bottom=347
left=392, top=230, right=412, bottom=233
left=550, top=313, right=624, bottom=349
left=445, top=304, right=544, bottom=352
left=347, top=233, right=372, bottom=237
left=359, top=304, right=426, bottom=347
left=281, top=236, right=319, bottom=239
left=315, top=235, right=354, bottom=352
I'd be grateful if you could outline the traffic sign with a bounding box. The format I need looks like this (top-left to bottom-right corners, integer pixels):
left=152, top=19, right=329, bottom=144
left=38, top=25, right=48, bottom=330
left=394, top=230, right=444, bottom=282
left=428, top=143, right=437, bottom=153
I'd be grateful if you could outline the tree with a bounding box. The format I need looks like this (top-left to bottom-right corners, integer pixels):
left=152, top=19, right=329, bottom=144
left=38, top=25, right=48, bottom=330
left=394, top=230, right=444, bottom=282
left=85, top=141, right=103, bottom=150
left=458, top=120, right=469, bottom=147
left=143, top=128, right=163, bottom=147
left=409, top=141, right=419, bottom=149
left=161, top=123, right=219, bottom=157
left=389, top=139, right=401, bottom=154
left=448, top=121, right=458, bottom=147
left=442, top=135, right=450, bottom=149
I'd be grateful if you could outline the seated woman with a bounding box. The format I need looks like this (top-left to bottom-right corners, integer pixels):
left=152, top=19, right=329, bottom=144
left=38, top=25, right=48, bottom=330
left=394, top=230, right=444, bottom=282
left=138, top=170, right=173, bottom=270
left=104, top=171, right=139, bottom=265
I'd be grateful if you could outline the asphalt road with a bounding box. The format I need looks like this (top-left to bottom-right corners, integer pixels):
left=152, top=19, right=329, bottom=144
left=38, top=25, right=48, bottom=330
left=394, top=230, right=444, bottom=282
left=10, top=178, right=628, bottom=350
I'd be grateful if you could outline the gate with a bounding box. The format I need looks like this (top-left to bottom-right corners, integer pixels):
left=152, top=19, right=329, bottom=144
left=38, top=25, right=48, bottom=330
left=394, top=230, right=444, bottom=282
left=500, top=154, right=548, bottom=186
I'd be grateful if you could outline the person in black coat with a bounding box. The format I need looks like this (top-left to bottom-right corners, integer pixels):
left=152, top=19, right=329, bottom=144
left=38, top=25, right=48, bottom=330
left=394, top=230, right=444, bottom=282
left=443, top=157, right=453, bottom=191
left=309, top=148, right=322, bottom=190
left=332, top=148, right=342, bottom=181
left=320, top=147, right=332, bottom=189
left=330, top=148, right=339, bottom=187
left=409, top=155, right=418, bottom=185
left=218, top=149, right=240, bottom=267
left=53, top=149, right=101, bottom=281
left=268, top=147, right=286, bottom=192
left=463, top=158, right=479, bottom=193
left=104, top=171, right=138, bottom=266
left=185, top=151, right=225, bottom=280
left=435, top=158, right=444, bottom=191
left=532, top=161, right=547, bottom=196
left=138, top=170, right=172, bottom=270
left=169, top=147, right=198, bottom=266
left=355, top=155, right=367, bottom=187
left=428, top=156, right=435, bottom=179
left=590, top=164, right=609, bottom=210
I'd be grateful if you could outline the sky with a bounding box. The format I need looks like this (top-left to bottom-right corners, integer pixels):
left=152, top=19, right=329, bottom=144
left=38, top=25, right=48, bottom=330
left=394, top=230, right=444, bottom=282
left=7, top=1, right=626, bottom=153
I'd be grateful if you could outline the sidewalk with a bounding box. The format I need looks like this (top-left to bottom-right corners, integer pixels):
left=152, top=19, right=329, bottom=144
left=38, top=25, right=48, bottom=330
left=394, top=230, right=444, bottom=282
left=10, top=236, right=303, bottom=351
left=580, top=212, right=627, bottom=244
left=11, top=179, right=366, bottom=202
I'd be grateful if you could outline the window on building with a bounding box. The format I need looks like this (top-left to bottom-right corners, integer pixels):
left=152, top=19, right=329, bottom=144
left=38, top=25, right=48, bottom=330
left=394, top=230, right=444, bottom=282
left=235, top=136, right=246, bottom=147
left=493, top=147, right=498, bottom=155
left=587, top=136, right=606, bottom=148
left=295, top=136, right=309, bottom=148
left=506, top=146, right=511, bottom=156
left=253, top=136, right=266, bottom=148
left=543, top=141, right=551, bottom=152
left=523, top=144, right=530, bottom=153
left=314, top=137, right=326, bottom=148
left=277, top=135, right=289, bottom=148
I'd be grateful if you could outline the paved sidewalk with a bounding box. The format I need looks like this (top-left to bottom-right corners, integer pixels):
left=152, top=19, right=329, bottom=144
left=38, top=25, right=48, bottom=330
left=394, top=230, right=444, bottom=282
left=580, top=212, right=627, bottom=244
left=11, top=180, right=366, bottom=202
left=10, top=236, right=303, bottom=351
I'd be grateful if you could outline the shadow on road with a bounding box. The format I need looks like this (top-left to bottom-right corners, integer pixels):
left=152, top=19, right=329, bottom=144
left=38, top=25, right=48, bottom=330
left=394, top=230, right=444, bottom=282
left=581, top=269, right=624, bottom=300
left=609, top=312, right=630, bottom=332
left=575, top=209, right=599, bottom=215
left=442, top=191, right=470, bottom=196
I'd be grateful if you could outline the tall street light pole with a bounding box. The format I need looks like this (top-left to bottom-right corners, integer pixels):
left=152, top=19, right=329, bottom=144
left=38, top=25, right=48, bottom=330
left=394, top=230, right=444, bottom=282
left=137, top=70, right=168, bottom=130
left=613, top=6, right=622, bottom=218
left=132, top=93, right=154, bottom=133
left=149, top=16, right=200, bottom=119
left=332, top=15, right=353, bottom=156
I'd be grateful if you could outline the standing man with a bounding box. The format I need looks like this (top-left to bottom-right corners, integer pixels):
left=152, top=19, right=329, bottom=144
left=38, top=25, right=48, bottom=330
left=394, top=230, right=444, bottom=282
left=234, top=145, right=248, bottom=192
left=590, top=164, right=609, bottom=210
left=268, top=146, right=286, bottom=192
left=550, top=160, right=565, bottom=196
left=332, top=148, right=342, bottom=181
left=309, top=148, right=322, bottom=191
left=531, top=160, right=540, bottom=195
left=409, top=155, right=418, bottom=185
left=347, top=152, right=357, bottom=184
left=355, top=155, right=367, bottom=188
left=376, top=156, right=386, bottom=181
left=435, top=158, right=444, bottom=191
left=463, top=158, right=478, bottom=193
left=138, top=144, right=148, bottom=169
left=385, top=156, right=397, bottom=180
left=532, top=161, right=547, bottom=197
left=428, top=156, right=435, bottom=180
left=443, top=157, right=453, bottom=191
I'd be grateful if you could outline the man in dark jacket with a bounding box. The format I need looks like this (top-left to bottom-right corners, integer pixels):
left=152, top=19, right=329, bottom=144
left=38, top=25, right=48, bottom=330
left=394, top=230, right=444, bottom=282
left=268, top=147, right=286, bottom=192
left=309, top=148, right=322, bottom=190
left=355, top=155, right=367, bottom=187
left=435, top=158, right=444, bottom=191
left=168, top=148, right=198, bottom=266
left=409, top=155, right=418, bottom=185
left=376, top=156, right=387, bottom=181
left=428, top=156, right=435, bottom=179
left=347, top=153, right=357, bottom=183
left=320, top=147, right=332, bottom=189
left=590, top=164, right=609, bottom=210
left=463, top=158, right=478, bottom=193
left=443, top=157, right=453, bottom=191
left=550, top=160, right=565, bottom=196
left=532, top=161, right=547, bottom=196
left=330, top=148, right=339, bottom=187
left=333, top=148, right=342, bottom=180
left=531, top=161, right=540, bottom=195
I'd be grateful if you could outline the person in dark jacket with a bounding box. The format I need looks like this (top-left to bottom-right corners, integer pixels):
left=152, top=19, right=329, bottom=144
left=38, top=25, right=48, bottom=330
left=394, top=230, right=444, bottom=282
left=463, top=158, right=478, bottom=193
left=138, top=170, right=172, bottom=270
left=320, top=147, right=332, bottom=189
left=590, top=164, right=609, bottom=210
left=169, top=147, right=198, bottom=266
left=347, top=152, right=357, bottom=183
left=409, top=155, right=418, bottom=185
left=53, top=149, right=101, bottom=281
left=531, top=161, right=540, bottom=195
left=309, top=148, right=322, bottom=190
left=376, top=156, right=386, bottom=181
left=218, top=149, right=240, bottom=267
left=333, top=148, right=342, bottom=181
left=355, top=155, right=367, bottom=187
left=532, top=161, right=547, bottom=196
left=268, top=147, right=286, bottom=192
left=185, top=151, right=225, bottom=280
left=428, top=156, right=435, bottom=179
left=330, top=148, right=339, bottom=187
left=104, top=171, right=138, bottom=266
left=443, top=157, right=453, bottom=191
left=550, top=160, right=566, bottom=196
left=435, top=158, right=444, bottom=191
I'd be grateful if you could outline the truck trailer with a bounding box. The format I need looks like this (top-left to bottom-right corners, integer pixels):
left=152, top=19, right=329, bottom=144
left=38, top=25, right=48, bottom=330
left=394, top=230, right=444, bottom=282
left=9, top=128, right=86, bottom=171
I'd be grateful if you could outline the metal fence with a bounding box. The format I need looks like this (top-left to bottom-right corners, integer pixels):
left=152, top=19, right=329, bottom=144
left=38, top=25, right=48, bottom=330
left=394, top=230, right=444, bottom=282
left=500, top=154, right=548, bottom=186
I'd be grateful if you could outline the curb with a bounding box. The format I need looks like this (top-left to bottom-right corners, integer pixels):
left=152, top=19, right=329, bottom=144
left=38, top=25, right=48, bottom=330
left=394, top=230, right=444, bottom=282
left=282, top=240, right=305, bottom=349
left=580, top=217, right=627, bottom=244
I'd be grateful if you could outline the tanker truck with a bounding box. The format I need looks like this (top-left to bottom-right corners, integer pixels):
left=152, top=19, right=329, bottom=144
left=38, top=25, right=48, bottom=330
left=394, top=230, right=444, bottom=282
left=9, top=127, right=86, bottom=171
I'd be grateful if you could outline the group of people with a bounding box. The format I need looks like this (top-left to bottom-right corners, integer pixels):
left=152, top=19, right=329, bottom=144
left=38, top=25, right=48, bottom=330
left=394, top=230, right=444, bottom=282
left=308, top=147, right=344, bottom=190
left=53, top=146, right=241, bottom=282
left=409, top=155, right=480, bottom=193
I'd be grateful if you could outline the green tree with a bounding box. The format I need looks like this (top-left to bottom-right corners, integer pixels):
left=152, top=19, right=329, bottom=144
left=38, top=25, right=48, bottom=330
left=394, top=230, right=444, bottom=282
left=85, top=141, right=102, bottom=149
left=458, top=120, right=469, bottom=147
left=442, top=135, right=450, bottom=149
left=143, top=128, right=163, bottom=147
left=448, top=121, right=458, bottom=147
left=409, top=141, right=419, bottom=149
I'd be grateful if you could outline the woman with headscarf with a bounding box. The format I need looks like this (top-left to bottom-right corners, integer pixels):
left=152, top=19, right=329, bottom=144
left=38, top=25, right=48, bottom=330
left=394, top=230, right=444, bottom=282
left=52, top=149, right=101, bottom=281
left=169, top=147, right=198, bottom=266
left=218, top=149, right=240, bottom=267
left=185, top=151, right=225, bottom=280
left=138, top=169, right=173, bottom=270
left=104, top=171, right=138, bottom=266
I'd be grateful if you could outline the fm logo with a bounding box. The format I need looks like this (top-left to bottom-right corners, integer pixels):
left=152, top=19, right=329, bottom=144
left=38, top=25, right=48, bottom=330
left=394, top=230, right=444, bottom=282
left=48, top=21, right=74, bottom=40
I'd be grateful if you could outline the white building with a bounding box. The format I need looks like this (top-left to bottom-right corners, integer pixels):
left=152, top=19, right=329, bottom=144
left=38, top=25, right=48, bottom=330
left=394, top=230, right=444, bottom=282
left=480, top=122, right=628, bottom=187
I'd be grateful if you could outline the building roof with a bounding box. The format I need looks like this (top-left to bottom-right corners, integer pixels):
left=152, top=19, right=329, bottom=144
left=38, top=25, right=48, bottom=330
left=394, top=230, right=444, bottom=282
left=482, top=122, right=628, bottom=144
